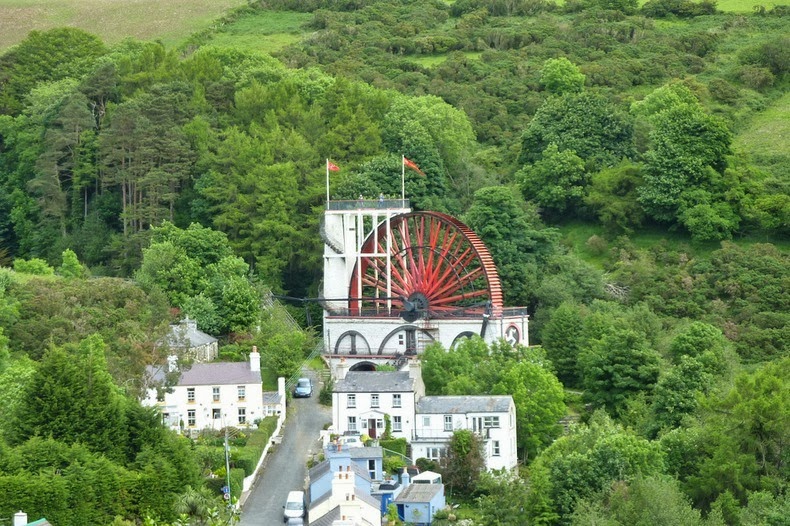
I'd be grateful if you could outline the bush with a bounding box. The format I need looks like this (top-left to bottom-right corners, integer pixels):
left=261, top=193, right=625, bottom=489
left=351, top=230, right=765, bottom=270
left=13, top=258, right=54, bottom=275
left=319, top=376, right=334, bottom=406
left=739, top=66, right=775, bottom=91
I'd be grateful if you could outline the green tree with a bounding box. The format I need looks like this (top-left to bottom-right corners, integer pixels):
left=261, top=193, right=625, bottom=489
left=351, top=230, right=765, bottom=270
left=493, top=360, right=566, bottom=461
left=540, top=57, right=586, bottom=95
left=636, top=87, right=732, bottom=225
left=542, top=302, right=586, bottom=386
left=579, top=328, right=661, bottom=416
left=11, top=335, right=127, bottom=460
left=527, top=412, right=665, bottom=523
left=585, top=161, right=646, bottom=233
left=476, top=470, right=531, bottom=525
left=571, top=475, right=722, bottom=526
left=441, top=429, right=486, bottom=498
left=464, top=186, right=559, bottom=307
left=519, top=92, right=634, bottom=170
left=518, top=143, right=588, bottom=217
left=58, top=248, right=84, bottom=278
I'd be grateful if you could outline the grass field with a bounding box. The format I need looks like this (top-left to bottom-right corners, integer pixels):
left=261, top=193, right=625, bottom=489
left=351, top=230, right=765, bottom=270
left=733, top=91, right=790, bottom=177
left=205, top=10, right=312, bottom=54
left=0, top=0, right=248, bottom=51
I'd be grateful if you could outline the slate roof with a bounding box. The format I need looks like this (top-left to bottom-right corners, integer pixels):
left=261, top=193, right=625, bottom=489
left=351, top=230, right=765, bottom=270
left=334, top=371, right=414, bottom=393
left=161, top=318, right=217, bottom=348
left=178, top=362, right=261, bottom=386
left=309, top=460, right=373, bottom=485
left=263, top=391, right=282, bottom=405
left=416, top=395, right=512, bottom=414
left=393, top=483, right=443, bottom=503
left=308, top=507, right=340, bottom=526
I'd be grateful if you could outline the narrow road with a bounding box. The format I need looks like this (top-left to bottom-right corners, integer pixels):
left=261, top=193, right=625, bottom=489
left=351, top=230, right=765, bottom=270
left=240, top=372, right=331, bottom=525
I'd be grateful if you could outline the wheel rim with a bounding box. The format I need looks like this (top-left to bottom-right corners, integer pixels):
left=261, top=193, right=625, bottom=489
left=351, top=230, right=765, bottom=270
left=349, top=211, right=502, bottom=318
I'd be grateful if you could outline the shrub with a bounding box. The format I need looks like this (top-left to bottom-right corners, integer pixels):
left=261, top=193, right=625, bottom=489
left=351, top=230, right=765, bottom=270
left=13, top=258, right=54, bottom=275
left=739, top=66, right=775, bottom=91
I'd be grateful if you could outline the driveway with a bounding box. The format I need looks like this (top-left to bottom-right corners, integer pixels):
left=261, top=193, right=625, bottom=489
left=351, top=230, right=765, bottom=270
left=239, top=373, right=331, bottom=525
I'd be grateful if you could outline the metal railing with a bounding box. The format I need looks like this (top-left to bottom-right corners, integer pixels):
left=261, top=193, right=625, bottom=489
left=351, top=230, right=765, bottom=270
left=326, top=199, right=410, bottom=211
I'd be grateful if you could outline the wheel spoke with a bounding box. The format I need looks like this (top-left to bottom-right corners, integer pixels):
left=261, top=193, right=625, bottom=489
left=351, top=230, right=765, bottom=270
left=350, top=212, right=502, bottom=317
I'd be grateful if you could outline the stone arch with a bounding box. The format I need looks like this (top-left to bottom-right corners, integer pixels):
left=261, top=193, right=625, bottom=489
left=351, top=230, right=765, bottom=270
left=378, top=325, right=436, bottom=355
left=334, top=331, right=371, bottom=355
left=451, top=331, right=477, bottom=350
left=349, top=361, right=377, bottom=372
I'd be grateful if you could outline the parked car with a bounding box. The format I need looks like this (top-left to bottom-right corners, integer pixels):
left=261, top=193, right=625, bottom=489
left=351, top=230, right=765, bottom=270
left=283, top=490, right=306, bottom=522
left=286, top=518, right=304, bottom=526
left=293, top=378, right=313, bottom=398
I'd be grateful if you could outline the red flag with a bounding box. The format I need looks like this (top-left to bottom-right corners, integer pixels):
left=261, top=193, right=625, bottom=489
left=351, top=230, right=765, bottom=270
left=327, top=160, right=340, bottom=172
left=403, top=157, right=425, bottom=176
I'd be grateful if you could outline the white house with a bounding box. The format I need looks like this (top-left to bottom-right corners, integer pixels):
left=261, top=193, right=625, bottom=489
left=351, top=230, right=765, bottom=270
left=332, top=360, right=424, bottom=441
left=332, top=361, right=518, bottom=471
left=412, top=395, right=518, bottom=471
left=309, top=467, right=382, bottom=526
left=143, top=349, right=265, bottom=432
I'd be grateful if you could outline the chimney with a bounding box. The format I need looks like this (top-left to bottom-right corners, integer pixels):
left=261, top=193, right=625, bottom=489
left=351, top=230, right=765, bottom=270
left=335, top=357, right=349, bottom=381
left=409, top=358, right=425, bottom=399
left=249, top=346, right=260, bottom=372
left=14, top=511, right=28, bottom=526
left=401, top=467, right=411, bottom=487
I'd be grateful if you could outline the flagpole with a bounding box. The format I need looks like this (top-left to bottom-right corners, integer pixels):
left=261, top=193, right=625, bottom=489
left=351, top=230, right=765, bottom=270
left=326, top=159, right=330, bottom=203
left=401, top=154, right=406, bottom=206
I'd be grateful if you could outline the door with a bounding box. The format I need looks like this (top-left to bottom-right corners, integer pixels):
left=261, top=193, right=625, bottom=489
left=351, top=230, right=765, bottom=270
left=368, top=418, right=377, bottom=438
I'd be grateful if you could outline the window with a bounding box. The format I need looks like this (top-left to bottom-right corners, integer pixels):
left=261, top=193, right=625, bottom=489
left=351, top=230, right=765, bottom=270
left=212, top=387, right=220, bottom=402
left=212, top=408, right=221, bottom=419
left=392, top=394, right=401, bottom=408
left=187, top=409, right=196, bottom=426
left=376, top=420, right=384, bottom=429
left=393, top=416, right=402, bottom=432
left=238, top=408, right=246, bottom=424
left=348, top=416, right=357, bottom=432
left=444, top=415, right=453, bottom=432
left=237, top=386, right=246, bottom=401
left=484, top=416, right=500, bottom=428
left=427, top=447, right=443, bottom=461
left=347, top=394, right=356, bottom=408
left=371, top=394, right=379, bottom=408
left=187, top=388, right=195, bottom=403
left=422, top=416, right=431, bottom=427
left=492, top=440, right=501, bottom=456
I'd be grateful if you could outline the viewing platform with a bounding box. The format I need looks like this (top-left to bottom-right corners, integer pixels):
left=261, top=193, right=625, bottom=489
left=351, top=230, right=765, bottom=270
left=326, top=198, right=411, bottom=211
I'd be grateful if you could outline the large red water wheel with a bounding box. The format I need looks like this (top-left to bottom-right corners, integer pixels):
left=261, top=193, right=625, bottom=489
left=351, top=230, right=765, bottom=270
left=349, top=211, right=503, bottom=319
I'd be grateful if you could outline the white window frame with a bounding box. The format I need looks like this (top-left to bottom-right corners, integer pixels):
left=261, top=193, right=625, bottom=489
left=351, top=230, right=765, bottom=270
left=393, top=416, right=402, bottom=432
left=422, top=416, right=431, bottom=427
left=371, top=393, right=379, bottom=408
left=187, top=409, right=196, bottom=426
left=237, top=385, right=246, bottom=401
left=347, top=394, right=356, bottom=408
left=187, top=387, right=195, bottom=403
left=484, top=416, right=500, bottom=428
left=212, top=408, right=221, bottom=419
left=212, top=386, right=220, bottom=402
left=238, top=408, right=246, bottom=424
left=444, top=415, right=453, bottom=432
left=492, top=440, right=501, bottom=456
left=392, top=394, right=402, bottom=408
left=348, top=416, right=357, bottom=432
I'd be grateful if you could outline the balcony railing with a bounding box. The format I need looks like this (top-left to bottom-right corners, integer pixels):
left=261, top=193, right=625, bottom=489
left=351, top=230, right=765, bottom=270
left=326, top=199, right=410, bottom=211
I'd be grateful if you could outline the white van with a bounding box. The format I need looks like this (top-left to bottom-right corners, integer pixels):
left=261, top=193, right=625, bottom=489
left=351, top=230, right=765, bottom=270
left=283, top=490, right=305, bottom=522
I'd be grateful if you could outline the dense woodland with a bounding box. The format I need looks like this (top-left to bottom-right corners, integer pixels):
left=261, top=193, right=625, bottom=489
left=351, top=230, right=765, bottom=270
left=0, top=0, right=788, bottom=524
